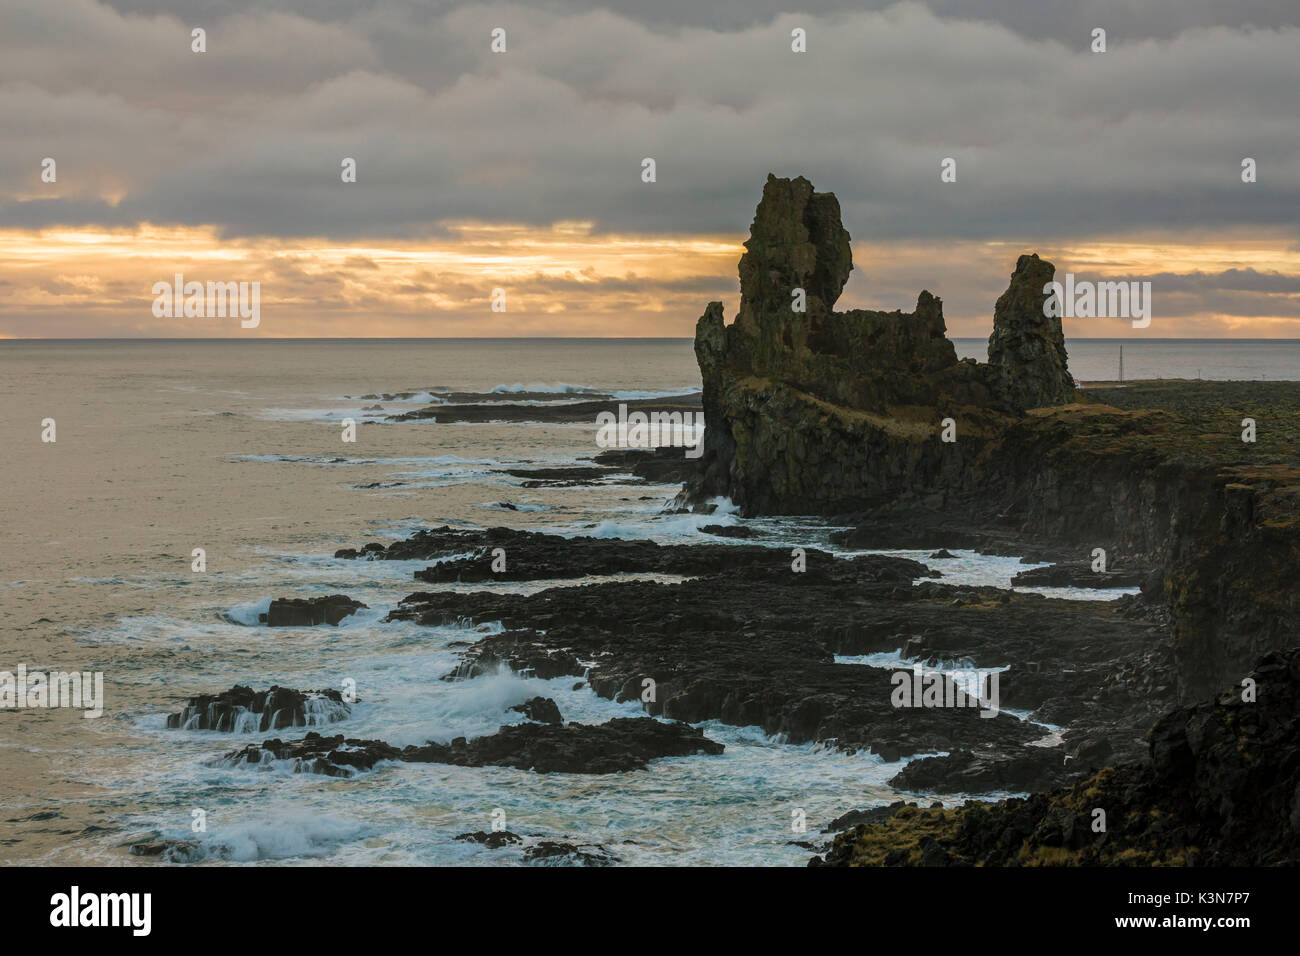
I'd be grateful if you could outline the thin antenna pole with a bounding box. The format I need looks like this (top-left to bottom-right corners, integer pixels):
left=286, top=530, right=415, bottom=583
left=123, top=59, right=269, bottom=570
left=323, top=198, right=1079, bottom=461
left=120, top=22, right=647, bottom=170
left=1119, top=344, right=1124, bottom=384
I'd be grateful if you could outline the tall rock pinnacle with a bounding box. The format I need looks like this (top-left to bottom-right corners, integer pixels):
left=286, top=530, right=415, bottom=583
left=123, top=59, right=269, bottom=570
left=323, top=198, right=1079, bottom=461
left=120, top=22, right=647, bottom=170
left=987, top=254, right=1074, bottom=410
left=735, top=174, right=852, bottom=327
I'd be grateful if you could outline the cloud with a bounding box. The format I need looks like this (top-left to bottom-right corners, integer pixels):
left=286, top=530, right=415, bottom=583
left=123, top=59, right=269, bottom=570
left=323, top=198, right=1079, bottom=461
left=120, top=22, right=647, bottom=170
left=1, top=0, right=1296, bottom=244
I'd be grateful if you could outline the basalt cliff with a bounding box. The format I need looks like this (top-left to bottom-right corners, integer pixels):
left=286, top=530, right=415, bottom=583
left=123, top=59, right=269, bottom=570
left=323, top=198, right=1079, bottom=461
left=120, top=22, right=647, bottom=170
left=685, top=174, right=1300, bottom=708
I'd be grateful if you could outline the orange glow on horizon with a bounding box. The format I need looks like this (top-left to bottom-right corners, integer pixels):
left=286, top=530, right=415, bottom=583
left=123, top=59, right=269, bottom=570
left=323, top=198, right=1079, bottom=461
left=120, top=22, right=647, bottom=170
left=1, top=223, right=1297, bottom=339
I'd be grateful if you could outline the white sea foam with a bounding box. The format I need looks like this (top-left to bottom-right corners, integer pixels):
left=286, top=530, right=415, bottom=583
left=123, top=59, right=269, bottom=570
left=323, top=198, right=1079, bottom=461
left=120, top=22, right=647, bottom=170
left=836, top=547, right=1139, bottom=600
left=489, top=381, right=699, bottom=401
left=174, top=816, right=374, bottom=862
left=223, top=598, right=273, bottom=627
left=491, top=382, right=600, bottom=394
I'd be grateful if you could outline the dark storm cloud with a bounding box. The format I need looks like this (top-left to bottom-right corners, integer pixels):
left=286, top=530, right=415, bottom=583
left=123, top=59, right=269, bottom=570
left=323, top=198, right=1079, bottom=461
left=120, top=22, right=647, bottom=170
left=99, top=0, right=1300, bottom=40
left=1, top=0, right=1297, bottom=242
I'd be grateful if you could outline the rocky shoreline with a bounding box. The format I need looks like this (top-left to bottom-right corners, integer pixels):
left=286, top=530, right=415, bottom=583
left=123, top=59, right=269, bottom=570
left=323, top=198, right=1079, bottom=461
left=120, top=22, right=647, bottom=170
left=149, top=175, right=1298, bottom=867
left=816, top=648, right=1300, bottom=866
left=330, top=525, right=1163, bottom=790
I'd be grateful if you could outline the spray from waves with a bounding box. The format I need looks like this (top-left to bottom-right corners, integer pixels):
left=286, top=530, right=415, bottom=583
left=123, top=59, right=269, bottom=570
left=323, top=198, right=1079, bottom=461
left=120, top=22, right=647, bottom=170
left=369, top=392, right=446, bottom=404
left=143, top=816, right=376, bottom=863
left=835, top=651, right=1011, bottom=699
left=491, top=382, right=602, bottom=394
left=223, top=598, right=273, bottom=626
left=835, top=651, right=1058, bottom=730
left=172, top=690, right=352, bottom=734
left=610, top=387, right=700, bottom=400
left=220, top=598, right=386, bottom=631
left=546, top=498, right=744, bottom=542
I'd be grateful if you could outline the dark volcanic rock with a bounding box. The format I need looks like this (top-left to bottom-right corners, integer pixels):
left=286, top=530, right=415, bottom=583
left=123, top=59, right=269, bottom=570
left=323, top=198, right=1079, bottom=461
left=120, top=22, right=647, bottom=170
left=823, top=801, right=938, bottom=832
left=455, top=830, right=523, bottom=848
left=1010, top=562, right=1147, bottom=590
left=682, top=174, right=1079, bottom=518
left=499, top=466, right=612, bottom=486
left=819, top=648, right=1300, bottom=866
left=166, top=685, right=351, bottom=732
left=129, top=839, right=202, bottom=862
left=888, top=748, right=1071, bottom=794
left=523, top=841, right=620, bottom=866
left=986, top=253, right=1074, bottom=412
left=490, top=448, right=701, bottom=488
left=223, top=732, right=401, bottom=777
left=734, top=173, right=851, bottom=320
left=260, top=594, right=366, bottom=627
left=699, top=524, right=757, bottom=539
left=510, top=696, right=563, bottom=725
left=402, top=717, right=723, bottom=773
left=385, top=534, right=1166, bottom=787
left=390, top=393, right=700, bottom=425
left=336, top=525, right=925, bottom=586
left=223, top=718, right=723, bottom=776
left=592, top=447, right=700, bottom=484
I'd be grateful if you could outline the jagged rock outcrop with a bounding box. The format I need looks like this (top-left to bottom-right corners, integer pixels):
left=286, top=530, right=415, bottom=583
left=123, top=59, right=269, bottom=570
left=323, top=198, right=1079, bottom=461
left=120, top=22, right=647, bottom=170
left=510, top=696, right=563, bottom=725
left=166, top=685, right=351, bottom=732
left=686, top=174, right=1070, bottom=514
left=221, top=718, right=724, bottom=776
left=260, top=595, right=366, bottom=627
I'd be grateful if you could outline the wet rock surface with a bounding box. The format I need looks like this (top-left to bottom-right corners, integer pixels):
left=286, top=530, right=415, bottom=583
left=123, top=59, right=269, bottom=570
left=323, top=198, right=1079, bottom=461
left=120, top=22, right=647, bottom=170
left=818, top=648, right=1300, bottom=866
left=390, top=393, right=700, bottom=425
left=509, top=696, right=563, bottom=725
left=129, top=839, right=203, bottom=862
left=592, top=447, right=699, bottom=484
left=404, top=718, right=723, bottom=773
left=455, top=830, right=523, bottom=848
left=221, top=717, right=723, bottom=776
left=260, top=594, right=367, bottom=627
left=505, top=447, right=698, bottom=487
left=451, top=830, right=620, bottom=863
left=887, top=748, right=1068, bottom=794
left=523, top=841, right=621, bottom=866
left=166, top=685, right=351, bottom=732
left=336, top=524, right=911, bottom=585
left=222, top=732, right=401, bottom=777
left=1009, top=562, right=1146, bottom=590
left=377, top=528, right=1169, bottom=791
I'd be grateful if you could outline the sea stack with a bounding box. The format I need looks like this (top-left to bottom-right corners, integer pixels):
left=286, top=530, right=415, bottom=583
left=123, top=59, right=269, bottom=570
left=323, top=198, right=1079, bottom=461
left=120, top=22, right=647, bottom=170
left=987, top=253, right=1074, bottom=411
left=686, top=173, right=1073, bottom=514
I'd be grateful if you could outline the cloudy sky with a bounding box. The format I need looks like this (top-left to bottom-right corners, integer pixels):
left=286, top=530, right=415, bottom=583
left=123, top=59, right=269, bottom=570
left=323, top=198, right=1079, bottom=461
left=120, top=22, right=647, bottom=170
left=2, top=0, right=1298, bottom=337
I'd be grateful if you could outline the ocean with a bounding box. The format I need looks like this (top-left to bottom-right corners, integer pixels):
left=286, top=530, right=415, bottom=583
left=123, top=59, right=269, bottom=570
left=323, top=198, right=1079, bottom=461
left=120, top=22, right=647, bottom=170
left=0, top=337, right=1295, bottom=866
left=953, top=338, right=1300, bottom=383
